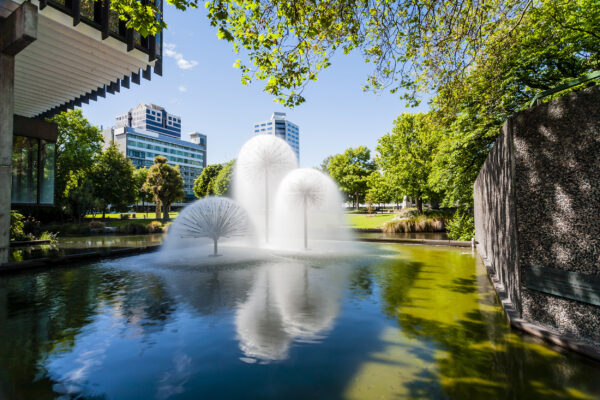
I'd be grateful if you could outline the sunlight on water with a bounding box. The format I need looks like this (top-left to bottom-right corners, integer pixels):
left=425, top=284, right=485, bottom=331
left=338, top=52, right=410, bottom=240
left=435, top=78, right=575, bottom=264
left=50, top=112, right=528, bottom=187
left=1, top=243, right=599, bottom=399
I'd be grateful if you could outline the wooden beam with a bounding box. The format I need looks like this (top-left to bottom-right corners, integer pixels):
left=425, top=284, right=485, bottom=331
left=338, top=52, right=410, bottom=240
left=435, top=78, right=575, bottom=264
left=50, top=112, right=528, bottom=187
left=0, top=2, right=37, bottom=56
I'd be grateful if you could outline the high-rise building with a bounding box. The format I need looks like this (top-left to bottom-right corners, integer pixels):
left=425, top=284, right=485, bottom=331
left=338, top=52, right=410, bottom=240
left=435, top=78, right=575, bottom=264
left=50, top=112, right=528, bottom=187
left=253, top=112, right=300, bottom=159
left=116, top=104, right=182, bottom=138
left=104, top=106, right=207, bottom=199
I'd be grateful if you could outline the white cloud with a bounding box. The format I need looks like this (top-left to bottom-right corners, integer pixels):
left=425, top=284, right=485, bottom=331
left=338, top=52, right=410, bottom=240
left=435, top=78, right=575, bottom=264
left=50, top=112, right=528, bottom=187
left=163, top=43, right=198, bottom=70
left=178, top=85, right=187, bottom=93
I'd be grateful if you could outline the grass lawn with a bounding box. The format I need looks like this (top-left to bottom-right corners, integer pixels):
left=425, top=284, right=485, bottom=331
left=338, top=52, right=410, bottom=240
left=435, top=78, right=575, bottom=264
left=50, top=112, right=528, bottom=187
left=346, top=213, right=397, bottom=229
left=85, top=212, right=180, bottom=220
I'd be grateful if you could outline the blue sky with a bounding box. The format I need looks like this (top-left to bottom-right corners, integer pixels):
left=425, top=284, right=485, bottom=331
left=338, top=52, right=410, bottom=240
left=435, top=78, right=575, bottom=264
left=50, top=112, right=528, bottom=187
left=82, top=5, right=429, bottom=168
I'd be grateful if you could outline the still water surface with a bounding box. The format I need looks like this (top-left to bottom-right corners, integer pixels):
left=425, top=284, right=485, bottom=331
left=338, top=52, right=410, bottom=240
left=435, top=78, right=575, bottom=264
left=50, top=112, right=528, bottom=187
left=1, top=243, right=599, bottom=399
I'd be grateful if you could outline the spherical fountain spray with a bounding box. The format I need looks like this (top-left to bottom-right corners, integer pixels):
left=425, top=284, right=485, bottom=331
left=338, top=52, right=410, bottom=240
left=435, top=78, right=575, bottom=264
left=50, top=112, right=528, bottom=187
left=234, top=135, right=297, bottom=244
left=273, top=168, right=348, bottom=250
left=171, top=197, right=252, bottom=256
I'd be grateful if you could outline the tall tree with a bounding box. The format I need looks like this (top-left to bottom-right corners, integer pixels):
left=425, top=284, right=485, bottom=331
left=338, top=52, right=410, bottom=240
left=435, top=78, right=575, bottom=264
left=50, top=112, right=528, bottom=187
left=90, top=144, right=137, bottom=217
left=327, top=146, right=375, bottom=210
left=47, top=109, right=103, bottom=220
left=193, top=164, right=223, bottom=198
left=134, top=168, right=153, bottom=217
left=212, top=160, right=235, bottom=197
left=144, top=156, right=185, bottom=221
left=377, top=113, right=439, bottom=214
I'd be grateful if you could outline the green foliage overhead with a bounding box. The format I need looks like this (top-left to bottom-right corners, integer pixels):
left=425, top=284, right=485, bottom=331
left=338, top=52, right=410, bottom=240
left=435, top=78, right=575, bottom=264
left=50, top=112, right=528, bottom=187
left=193, top=164, right=224, bottom=198
left=144, top=156, right=185, bottom=220
left=47, top=109, right=103, bottom=220
left=90, top=143, right=137, bottom=212
left=212, top=160, right=235, bottom=197
left=327, top=146, right=375, bottom=209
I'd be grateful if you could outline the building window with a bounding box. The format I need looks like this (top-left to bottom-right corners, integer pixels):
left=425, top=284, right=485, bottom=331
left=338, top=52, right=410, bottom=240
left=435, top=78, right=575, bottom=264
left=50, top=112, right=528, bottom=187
left=11, top=137, right=55, bottom=205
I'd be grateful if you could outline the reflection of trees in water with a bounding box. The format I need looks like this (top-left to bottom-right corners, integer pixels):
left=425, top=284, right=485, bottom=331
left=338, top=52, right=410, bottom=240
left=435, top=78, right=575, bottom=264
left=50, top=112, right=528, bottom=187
left=0, top=265, right=176, bottom=399
left=373, top=248, right=600, bottom=399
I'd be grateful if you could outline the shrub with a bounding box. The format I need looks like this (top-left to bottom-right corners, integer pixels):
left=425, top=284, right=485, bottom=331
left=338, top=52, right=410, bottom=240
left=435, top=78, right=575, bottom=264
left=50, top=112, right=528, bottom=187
left=89, top=220, right=106, bottom=229
left=23, top=215, right=41, bottom=236
left=39, top=231, right=58, bottom=243
left=447, top=211, right=475, bottom=241
left=10, top=211, right=25, bottom=241
left=382, top=215, right=447, bottom=233
left=120, top=213, right=131, bottom=220
left=146, top=221, right=163, bottom=233
left=117, top=223, right=149, bottom=234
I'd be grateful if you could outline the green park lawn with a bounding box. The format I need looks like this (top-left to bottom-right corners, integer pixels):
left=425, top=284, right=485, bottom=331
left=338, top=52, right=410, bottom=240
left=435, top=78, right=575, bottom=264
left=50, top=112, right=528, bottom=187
left=85, top=212, right=179, bottom=220
left=346, top=213, right=396, bottom=229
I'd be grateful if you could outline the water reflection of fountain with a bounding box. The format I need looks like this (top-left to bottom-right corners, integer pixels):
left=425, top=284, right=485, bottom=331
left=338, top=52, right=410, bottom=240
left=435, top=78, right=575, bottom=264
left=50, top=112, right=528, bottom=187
left=235, top=261, right=348, bottom=363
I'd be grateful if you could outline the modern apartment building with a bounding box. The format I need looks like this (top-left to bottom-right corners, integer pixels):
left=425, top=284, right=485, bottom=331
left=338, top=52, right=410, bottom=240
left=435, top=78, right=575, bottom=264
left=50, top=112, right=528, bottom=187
left=115, top=103, right=181, bottom=138
left=253, top=112, right=300, bottom=159
left=104, top=106, right=207, bottom=199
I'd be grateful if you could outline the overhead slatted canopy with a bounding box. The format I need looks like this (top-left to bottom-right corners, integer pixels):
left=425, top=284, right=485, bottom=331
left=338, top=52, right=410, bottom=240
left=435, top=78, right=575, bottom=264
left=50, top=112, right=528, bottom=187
left=0, top=0, right=160, bottom=118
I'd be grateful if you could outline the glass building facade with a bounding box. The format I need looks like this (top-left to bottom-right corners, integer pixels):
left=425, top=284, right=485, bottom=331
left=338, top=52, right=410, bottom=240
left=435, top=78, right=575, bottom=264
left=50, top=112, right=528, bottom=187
left=253, top=112, right=300, bottom=160
left=103, top=126, right=206, bottom=199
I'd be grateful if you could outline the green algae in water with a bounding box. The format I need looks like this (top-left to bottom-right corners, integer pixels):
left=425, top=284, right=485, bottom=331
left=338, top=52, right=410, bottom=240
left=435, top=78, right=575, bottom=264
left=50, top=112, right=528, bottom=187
left=0, top=244, right=599, bottom=399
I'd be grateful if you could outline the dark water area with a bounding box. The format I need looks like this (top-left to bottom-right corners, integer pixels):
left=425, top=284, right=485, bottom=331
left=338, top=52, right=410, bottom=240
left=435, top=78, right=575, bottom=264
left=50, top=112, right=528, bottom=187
left=9, top=234, right=163, bottom=262
left=1, top=243, right=599, bottom=399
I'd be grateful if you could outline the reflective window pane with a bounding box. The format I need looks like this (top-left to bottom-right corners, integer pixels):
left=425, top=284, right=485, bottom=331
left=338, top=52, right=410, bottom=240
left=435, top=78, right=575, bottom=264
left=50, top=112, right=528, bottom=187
left=40, top=141, right=55, bottom=205
left=11, top=136, right=38, bottom=204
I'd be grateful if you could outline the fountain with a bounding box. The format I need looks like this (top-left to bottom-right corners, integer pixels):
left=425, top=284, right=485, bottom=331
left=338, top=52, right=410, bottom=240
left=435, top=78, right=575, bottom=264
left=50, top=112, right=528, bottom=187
left=273, top=168, right=351, bottom=250
left=234, top=135, right=297, bottom=243
left=167, top=197, right=253, bottom=256
left=163, top=135, right=352, bottom=259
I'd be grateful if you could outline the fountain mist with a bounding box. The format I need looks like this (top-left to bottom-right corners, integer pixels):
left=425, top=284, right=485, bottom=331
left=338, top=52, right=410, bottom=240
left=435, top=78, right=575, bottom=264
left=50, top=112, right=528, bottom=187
left=234, top=135, right=297, bottom=244
left=273, top=168, right=351, bottom=250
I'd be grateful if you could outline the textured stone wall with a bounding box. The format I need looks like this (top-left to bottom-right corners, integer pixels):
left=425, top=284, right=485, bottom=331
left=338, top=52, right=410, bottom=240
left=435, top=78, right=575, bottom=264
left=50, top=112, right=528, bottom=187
left=474, top=122, right=521, bottom=313
left=474, top=85, right=600, bottom=346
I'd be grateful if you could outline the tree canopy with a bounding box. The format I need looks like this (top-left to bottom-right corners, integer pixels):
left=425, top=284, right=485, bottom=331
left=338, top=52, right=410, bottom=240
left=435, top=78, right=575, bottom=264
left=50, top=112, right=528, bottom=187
left=144, top=156, right=185, bottom=220
left=90, top=143, right=137, bottom=214
left=212, top=160, right=235, bottom=197
left=108, top=1, right=598, bottom=107
left=377, top=113, right=439, bottom=213
left=326, top=146, right=375, bottom=209
left=47, top=109, right=103, bottom=220
left=193, top=164, right=224, bottom=198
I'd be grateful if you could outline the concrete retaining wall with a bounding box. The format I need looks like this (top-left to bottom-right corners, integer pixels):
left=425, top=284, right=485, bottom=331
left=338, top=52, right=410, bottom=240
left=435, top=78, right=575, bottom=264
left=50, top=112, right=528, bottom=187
left=474, top=85, right=600, bottom=349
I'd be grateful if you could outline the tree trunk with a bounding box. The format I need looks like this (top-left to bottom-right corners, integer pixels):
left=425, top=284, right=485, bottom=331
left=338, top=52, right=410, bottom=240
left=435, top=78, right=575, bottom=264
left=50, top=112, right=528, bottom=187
left=102, top=208, right=106, bottom=220
left=355, top=193, right=360, bottom=210
left=163, top=203, right=170, bottom=221
left=155, top=198, right=161, bottom=220
left=416, top=198, right=423, bottom=214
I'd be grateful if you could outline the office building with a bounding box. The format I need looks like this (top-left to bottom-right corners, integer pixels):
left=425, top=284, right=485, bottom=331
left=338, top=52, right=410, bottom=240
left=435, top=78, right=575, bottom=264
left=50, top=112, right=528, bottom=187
left=253, top=112, right=300, bottom=159
left=104, top=113, right=207, bottom=199
left=3, top=0, right=162, bottom=263
left=115, top=103, right=181, bottom=138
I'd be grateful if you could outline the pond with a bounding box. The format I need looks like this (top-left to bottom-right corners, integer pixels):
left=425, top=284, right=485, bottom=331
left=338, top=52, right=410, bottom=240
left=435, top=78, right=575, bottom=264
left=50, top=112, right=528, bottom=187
left=1, top=243, right=599, bottom=399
